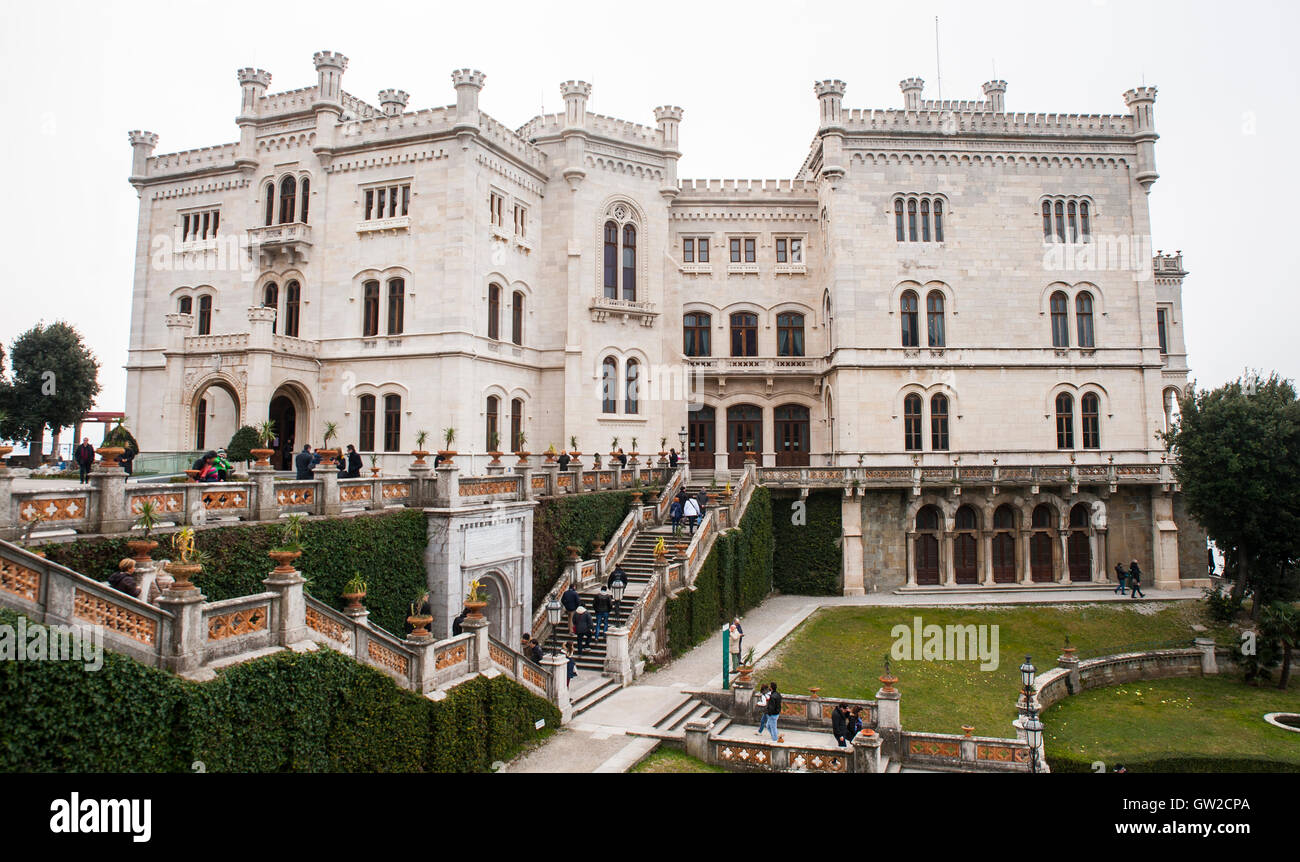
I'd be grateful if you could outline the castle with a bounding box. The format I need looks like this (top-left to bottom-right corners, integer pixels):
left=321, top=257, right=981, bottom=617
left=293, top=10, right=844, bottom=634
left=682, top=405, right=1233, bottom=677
left=122, top=51, right=1203, bottom=591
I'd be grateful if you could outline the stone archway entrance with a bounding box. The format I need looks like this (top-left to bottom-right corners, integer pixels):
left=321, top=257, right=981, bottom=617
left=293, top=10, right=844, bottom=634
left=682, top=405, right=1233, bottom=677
left=268, top=383, right=310, bottom=470
left=192, top=381, right=240, bottom=453
left=481, top=573, right=509, bottom=642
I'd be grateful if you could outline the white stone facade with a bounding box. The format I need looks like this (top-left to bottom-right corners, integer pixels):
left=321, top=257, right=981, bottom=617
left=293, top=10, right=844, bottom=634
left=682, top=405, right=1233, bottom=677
left=122, top=52, right=1190, bottom=488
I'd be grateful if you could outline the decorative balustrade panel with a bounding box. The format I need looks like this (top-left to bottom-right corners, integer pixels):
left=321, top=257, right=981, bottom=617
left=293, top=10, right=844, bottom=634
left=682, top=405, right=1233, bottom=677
left=275, top=482, right=317, bottom=512
left=15, top=493, right=93, bottom=526
left=379, top=480, right=412, bottom=505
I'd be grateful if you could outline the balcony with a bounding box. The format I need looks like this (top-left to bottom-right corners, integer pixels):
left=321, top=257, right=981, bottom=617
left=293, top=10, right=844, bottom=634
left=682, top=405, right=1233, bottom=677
left=680, top=263, right=713, bottom=276
left=357, top=216, right=410, bottom=235
left=686, top=356, right=824, bottom=376
left=774, top=262, right=807, bottom=275
left=590, top=296, right=658, bottom=327
left=247, top=223, right=312, bottom=267
left=727, top=263, right=759, bottom=275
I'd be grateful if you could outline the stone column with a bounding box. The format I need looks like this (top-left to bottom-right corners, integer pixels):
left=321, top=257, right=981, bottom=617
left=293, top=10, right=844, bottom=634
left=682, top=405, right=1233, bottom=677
left=1194, top=637, right=1218, bottom=674
left=875, top=682, right=901, bottom=758
left=1020, top=532, right=1033, bottom=584
left=251, top=464, right=277, bottom=521
left=1151, top=491, right=1181, bottom=589
left=604, top=626, right=631, bottom=684
left=570, top=459, right=583, bottom=495
left=541, top=462, right=558, bottom=496
left=982, top=532, right=995, bottom=586
left=852, top=731, right=882, bottom=773
left=433, top=462, right=460, bottom=507
left=1058, top=652, right=1081, bottom=694
left=462, top=615, right=490, bottom=674
left=408, top=462, right=432, bottom=507
left=315, top=463, right=340, bottom=517
left=0, top=467, right=14, bottom=541
left=731, top=679, right=754, bottom=715
left=486, top=460, right=505, bottom=476
left=156, top=584, right=205, bottom=673
left=406, top=631, right=437, bottom=693
left=943, top=529, right=956, bottom=586
left=542, top=651, right=573, bottom=724
left=91, top=458, right=130, bottom=534
left=905, top=531, right=917, bottom=586
left=1057, top=531, right=1070, bottom=584
left=263, top=562, right=307, bottom=646
left=684, top=719, right=712, bottom=762
left=841, top=490, right=865, bottom=596
left=517, top=463, right=533, bottom=501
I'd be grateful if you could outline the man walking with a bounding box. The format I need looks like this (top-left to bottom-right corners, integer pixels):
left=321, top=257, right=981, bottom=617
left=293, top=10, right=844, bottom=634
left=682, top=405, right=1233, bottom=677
left=683, top=494, right=701, bottom=535
left=1128, top=559, right=1146, bottom=598
left=592, top=586, right=613, bottom=638
left=1113, top=562, right=1128, bottom=595
left=764, top=681, right=783, bottom=742
left=573, top=605, right=593, bottom=655
left=607, top=564, right=628, bottom=590
left=294, top=444, right=314, bottom=479
left=74, top=438, right=96, bottom=483
left=831, top=703, right=852, bottom=747
left=561, top=581, right=580, bottom=630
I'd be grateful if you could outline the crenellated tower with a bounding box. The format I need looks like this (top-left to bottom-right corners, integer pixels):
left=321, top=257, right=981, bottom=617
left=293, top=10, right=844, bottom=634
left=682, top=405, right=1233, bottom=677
left=654, top=105, right=683, bottom=200
left=1123, top=86, right=1159, bottom=193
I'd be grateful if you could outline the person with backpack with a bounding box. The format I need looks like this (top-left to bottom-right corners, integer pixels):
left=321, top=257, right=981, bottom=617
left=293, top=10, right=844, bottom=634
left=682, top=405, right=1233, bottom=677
left=592, top=586, right=613, bottom=638
left=754, top=683, right=770, bottom=736
left=1113, top=562, right=1128, bottom=595
left=1128, top=560, right=1146, bottom=598
left=561, top=581, right=580, bottom=630
left=670, top=496, right=684, bottom=535
left=607, top=565, right=628, bottom=591
left=683, top=494, right=701, bottom=535
left=764, top=681, right=783, bottom=742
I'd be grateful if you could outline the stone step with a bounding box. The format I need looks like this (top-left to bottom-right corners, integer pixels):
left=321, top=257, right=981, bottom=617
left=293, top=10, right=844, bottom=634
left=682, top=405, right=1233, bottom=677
left=573, top=676, right=622, bottom=715
left=885, top=757, right=901, bottom=773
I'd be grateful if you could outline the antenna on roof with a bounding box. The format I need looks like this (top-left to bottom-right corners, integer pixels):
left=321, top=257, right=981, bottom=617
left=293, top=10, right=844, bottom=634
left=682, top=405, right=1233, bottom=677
left=935, top=16, right=943, bottom=103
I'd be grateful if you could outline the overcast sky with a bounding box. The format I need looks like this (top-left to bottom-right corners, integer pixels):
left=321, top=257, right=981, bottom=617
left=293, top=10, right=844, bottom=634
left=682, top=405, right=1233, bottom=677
left=1, top=0, right=1296, bottom=420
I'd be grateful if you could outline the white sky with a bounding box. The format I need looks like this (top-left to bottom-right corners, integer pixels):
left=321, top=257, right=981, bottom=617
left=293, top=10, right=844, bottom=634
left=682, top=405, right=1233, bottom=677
left=1, top=0, right=1296, bottom=420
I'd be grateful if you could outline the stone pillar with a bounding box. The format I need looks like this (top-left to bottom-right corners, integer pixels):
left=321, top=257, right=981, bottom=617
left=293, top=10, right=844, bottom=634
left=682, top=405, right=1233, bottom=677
left=434, top=462, right=460, bottom=507
left=1151, top=491, right=1180, bottom=589
left=263, top=563, right=307, bottom=646
left=541, top=462, right=558, bottom=496
left=315, top=463, right=340, bottom=517
left=406, top=632, right=437, bottom=693
left=943, top=529, right=956, bottom=586
left=156, top=585, right=205, bottom=673
left=570, top=460, right=583, bottom=495
left=905, top=531, right=917, bottom=586
left=251, top=464, right=277, bottom=521
left=841, top=490, right=865, bottom=596
left=517, top=463, right=533, bottom=501
left=1194, top=637, right=1218, bottom=674
left=731, top=679, right=754, bottom=715
left=542, top=651, right=573, bottom=724
left=486, top=460, right=505, bottom=476
left=1091, top=529, right=1107, bottom=583
left=875, top=683, right=901, bottom=758
left=852, top=731, right=883, bottom=773
left=462, top=615, right=490, bottom=674
left=1020, top=532, right=1033, bottom=584
left=91, top=459, right=129, bottom=534
left=408, top=462, right=432, bottom=507
left=684, top=719, right=712, bottom=762
left=604, top=626, right=632, bottom=685
left=0, top=467, right=14, bottom=541
left=1058, top=653, right=1081, bottom=694
left=981, top=532, right=995, bottom=586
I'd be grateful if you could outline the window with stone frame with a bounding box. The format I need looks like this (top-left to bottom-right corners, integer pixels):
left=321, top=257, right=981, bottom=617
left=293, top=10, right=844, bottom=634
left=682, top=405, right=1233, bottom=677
left=1055, top=392, right=1075, bottom=449
left=895, top=195, right=945, bottom=242
left=683, top=312, right=711, bottom=357
left=363, top=182, right=411, bottom=221
left=775, top=237, right=803, bottom=263
left=181, top=208, right=220, bottom=242
left=904, top=393, right=923, bottom=451
left=383, top=394, right=401, bottom=452
left=1042, top=197, right=1091, bottom=243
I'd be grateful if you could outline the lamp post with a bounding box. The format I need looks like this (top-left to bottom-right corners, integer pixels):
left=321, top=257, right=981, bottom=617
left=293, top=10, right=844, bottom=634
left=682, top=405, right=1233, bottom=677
left=610, top=578, right=626, bottom=625
left=1019, top=655, right=1043, bottom=773
left=546, top=599, right=562, bottom=657
left=678, top=425, right=688, bottom=466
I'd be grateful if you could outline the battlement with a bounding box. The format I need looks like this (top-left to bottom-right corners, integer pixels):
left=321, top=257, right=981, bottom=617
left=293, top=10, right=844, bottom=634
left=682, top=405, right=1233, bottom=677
left=340, top=90, right=381, bottom=120
left=237, top=68, right=272, bottom=88
left=840, top=109, right=1135, bottom=137
left=1124, top=86, right=1158, bottom=105
left=312, top=50, right=348, bottom=71
left=452, top=68, right=487, bottom=89
left=675, top=178, right=818, bottom=198
left=477, top=112, right=549, bottom=173
left=337, top=105, right=454, bottom=144
left=257, top=86, right=319, bottom=117
left=128, top=130, right=159, bottom=148
left=516, top=111, right=663, bottom=148
left=560, top=80, right=592, bottom=97
left=654, top=105, right=684, bottom=122
left=1153, top=251, right=1186, bottom=276
left=146, top=141, right=240, bottom=176
left=918, top=99, right=991, bottom=112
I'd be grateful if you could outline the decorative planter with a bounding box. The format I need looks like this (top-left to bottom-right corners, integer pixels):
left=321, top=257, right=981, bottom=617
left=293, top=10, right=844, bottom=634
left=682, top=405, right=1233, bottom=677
left=878, top=673, right=899, bottom=693
left=962, top=725, right=975, bottom=738
left=516, top=451, right=531, bottom=465
left=591, top=540, right=605, bottom=555
left=488, top=451, right=503, bottom=465
left=316, top=448, right=341, bottom=466
left=268, top=549, right=301, bottom=574
left=744, top=450, right=757, bottom=464
left=370, top=468, right=381, bottom=477
left=250, top=448, right=274, bottom=466
left=736, top=665, right=754, bottom=684
left=407, top=614, right=433, bottom=637
left=436, top=450, right=457, bottom=460
left=565, top=545, right=581, bottom=562
left=809, top=687, right=821, bottom=699
left=707, top=492, right=719, bottom=507
left=544, top=452, right=556, bottom=463
left=464, top=600, right=487, bottom=620
left=630, top=491, right=643, bottom=505
left=127, top=539, right=158, bottom=562
left=162, top=561, right=201, bottom=591
left=342, top=591, right=366, bottom=612
left=675, top=543, right=687, bottom=559
left=862, top=728, right=877, bottom=737
left=0, top=444, right=14, bottom=462
left=184, top=469, right=201, bottom=482
left=411, top=450, right=430, bottom=466
left=96, top=446, right=125, bottom=468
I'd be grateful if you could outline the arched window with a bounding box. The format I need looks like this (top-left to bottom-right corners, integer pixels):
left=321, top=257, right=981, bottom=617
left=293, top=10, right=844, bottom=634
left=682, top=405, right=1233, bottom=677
left=914, top=505, right=941, bottom=585
left=1050, top=291, right=1069, bottom=347
left=933, top=199, right=944, bottom=242
left=1081, top=392, right=1101, bottom=449
left=684, top=312, right=711, bottom=357
left=387, top=278, right=404, bottom=335
left=926, top=290, right=946, bottom=348
left=197, top=295, right=212, bottom=335
left=1075, top=291, right=1094, bottom=348
left=358, top=394, right=376, bottom=452
left=510, top=398, right=524, bottom=452
left=362, top=280, right=380, bottom=337
left=1067, top=200, right=1078, bottom=242
left=278, top=176, right=296, bottom=225
left=1054, top=200, right=1066, bottom=243
left=1032, top=504, right=1054, bottom=529
left=904, top=393, right=923, bottom=451
left=264, top=182, right=275, bottom=226
left=511, top=291, right=524, bottom=345
left=1042, top=201, right=1053, bottom=241
left=894, top=199, right=904, bottom=241
left=487, top=283, right=501, bottom=340
left=284, top=281, right=300, bottom=337
left=625, top=359, right=640, bottom=414
left=994, top=505, right=1016, bottom=531
left=1055, top=392, right=1075, bottom=449
left=485, top=396, right=499, bottom=451
left=262, top=283, right=278, bottom=334
left=730, top=313, right=757, bottom=357
left=195, top=397, right=207, bottom=450
left=603, top=221, right=618, bottom=299
left=777, top=312, right=805, bottom=357
left=901, top=291, right=919, bottom=347
left=930, top=393, right=949, bottom=451
left=178, top=296, right=192, bottom=316
left=601, top=357, right=618, bottom=413
left=383, top=394, right=401, bottom=452
left=907, top=198, right=918, bottom=241
left=300, top=178, right=310, bottom=223
left=916, top=506, right=939, bottom=530
left=920, top=198, right=931, bottom=242
left=1079, top=201, right=1091, bottom=241
left=622, top=224, right=637, bottom=300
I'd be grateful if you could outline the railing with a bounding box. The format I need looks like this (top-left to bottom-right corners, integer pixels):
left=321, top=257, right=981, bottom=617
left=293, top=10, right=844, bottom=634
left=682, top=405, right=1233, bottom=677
left=685, top=357, right=824, bottom=375
left=757, top=460, right=1175, bottom=489
left=901, top=731, right=1031, bottom=772
left=202, top=592, right=276, bottom=660
left=488, top=635, right=551, bottom=699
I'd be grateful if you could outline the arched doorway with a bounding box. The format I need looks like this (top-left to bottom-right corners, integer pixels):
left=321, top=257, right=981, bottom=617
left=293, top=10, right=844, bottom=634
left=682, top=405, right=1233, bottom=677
left=992, top=504, right=1017, bottom=583
left=774, top=403, right=810, bottom=466
left=192, top=381, right=240, bottom=453
left=1068, top=503, right=1092, bottom=581
left=726, top=404, right=762, bottom=469
left=480, top=572, right=510, bottom=642
left=688, top=405, right=715, bottom=470
left=268, top=395, right=297, bottom=470
left=954, top=505, right=979, bottom=584
left=915, top=505, right=942, bottom=585
left=1030, top=504, right=1056, bottom=582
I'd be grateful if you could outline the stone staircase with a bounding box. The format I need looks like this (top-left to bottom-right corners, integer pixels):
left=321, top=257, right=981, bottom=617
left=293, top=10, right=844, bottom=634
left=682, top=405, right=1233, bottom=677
left=647, top=694, right=733, bottom=738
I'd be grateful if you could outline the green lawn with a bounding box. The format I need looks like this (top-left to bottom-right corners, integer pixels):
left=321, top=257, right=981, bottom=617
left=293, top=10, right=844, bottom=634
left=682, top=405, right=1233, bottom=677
left=1046, top=675, right=1300, bottom=771
left=631, top=747, right=725, bottom=773
left=754, top=602, right=1232, bottom=736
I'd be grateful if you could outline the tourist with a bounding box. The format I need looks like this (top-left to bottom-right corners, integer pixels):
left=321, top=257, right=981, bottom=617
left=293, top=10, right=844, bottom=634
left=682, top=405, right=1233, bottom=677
left=607, top=564, right=627, bottom=590
left=683, top=494, right=701, bottom=535
left=557, top=450, right=571, bottom=471
left=668, top=449, right=679, bottom=470
left=74, top=438, right=96, bottom=483
left=617, top=448, right=628, bottom=469
left=561, top=581, right=580, bottom=630
left=1113, top=562, right=1128, bottom=595
left=764, top=681, right=783, bottom=742
left=695, top=488, right=708, bottom=511
left=728, top=621, right=742, bottom=672
left=344, top=444, right=363, bottom=478
left=592, top=586, right=613, bottom=638
left=831, top=703, right=851, bottom=747
left=1128, top=559, right=1146, bottom=598
left=213, top=449, right=231, bottom=481
left=294, top=444, right=314, bottom=479
left=732, top=617, right=744, bottom=655
left=108, top=558, right=140, bottom=599
left=197, top=454, right=220, bottom=482
left=452, top=606, right=469, bottom=636
left=754, top=683, right=770, bottom=736
left=670, top=496, right=683, bottom=535
left=118, top=440, right=138, bottom=476
left=522, top=634, right=544, bottom=663
left=573, top=605, right=593, bottom=654
left=564, top=642, right=577, bottom=684
left=848, top=705, right=863, bottom=740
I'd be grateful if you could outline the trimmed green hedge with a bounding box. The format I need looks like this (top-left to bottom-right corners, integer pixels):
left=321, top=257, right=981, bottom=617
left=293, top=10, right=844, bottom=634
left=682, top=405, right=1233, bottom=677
left=38, top=510, right=428, bottom=636
left=532, top=491, right=635, bottom=609
left=0, top=609, right=559, bottom=772
left=665, top=487, right=774, bottom=657
left=1049, top=756, right=1300, bottom=774
left=771, top=490, right=842, bottom=595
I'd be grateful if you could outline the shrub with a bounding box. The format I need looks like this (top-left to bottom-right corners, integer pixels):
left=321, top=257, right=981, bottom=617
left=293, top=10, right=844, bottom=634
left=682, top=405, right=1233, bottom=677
left=102, top=424, right=139, bottom=452
left=532, top=491, right=634, bottom=608
left=771, top=490, right=841, bottom=594
left=225, top=425, right=262, bottom=463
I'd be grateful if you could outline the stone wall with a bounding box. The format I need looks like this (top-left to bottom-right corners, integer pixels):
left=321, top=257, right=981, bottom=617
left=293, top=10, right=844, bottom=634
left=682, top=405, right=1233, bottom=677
left=1100, top=486, right=1153, bottom=573
left=860, top=489, right=908, bottom=591
left=1173, top=492, right=1209, bottom=583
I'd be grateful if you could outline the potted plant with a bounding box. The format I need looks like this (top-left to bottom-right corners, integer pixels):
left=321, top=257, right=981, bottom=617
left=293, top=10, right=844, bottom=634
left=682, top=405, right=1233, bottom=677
left=488, top=431, right=502, bottom=464
left=609, top=436, right=620, bottom=458
left=515, top=430, right=530, bottom=464
left=406, top=596, right=432, bottom=636
left=368, top=453, right=381, bottom=477
left=629, top=476, right=643, bottom=506
left=251, top=420, right=277, bottom=466
left=127, top=500, right=161, bottom=562
left=412, top=429, right=431, bottom=465
left=317, top=421, right=341, bottom=465
left=629, top=437, right=639, bottom=463
left=568, top=435, right=580, bottom=458
left=438, top=427, right=457, bottom=457
left=464, top=578, right=487, bottom=619
left=544, top=443, right=557, bottom=463
left=342, top=573, right=368, bottom=612
left=163, top=527, right=202, bottom=591
left=736, top=646, right=756, bottom=684
left=268, top=513, right=305, bottom=573
left=658, top=435, right=668, bottom=464
left=878, top=658, right=899, bottom=693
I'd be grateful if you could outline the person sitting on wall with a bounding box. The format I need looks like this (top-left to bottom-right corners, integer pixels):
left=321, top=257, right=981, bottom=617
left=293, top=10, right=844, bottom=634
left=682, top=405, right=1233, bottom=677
left=212, top=449, right=231, bottom=482
left=197, top=453, right=221, bottom=482
left=452, top=606, right=469, bottom=636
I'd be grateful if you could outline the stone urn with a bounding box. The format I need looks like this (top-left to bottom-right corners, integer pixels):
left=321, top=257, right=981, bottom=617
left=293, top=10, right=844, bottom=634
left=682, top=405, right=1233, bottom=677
left=316, top=448, right=341, bottom=466
left=516, top=451, right=531, bottom=465
left=744, top=449, right=757, bottom=464
left=736, top=664, right=754, bottom=685
left=630, top=491, right=643, bottom=506
left=342, top=588, right=366, bottom=612
left=411, top=450, right=430, bottom=466
left=962, top=725, right=975, bottom=738
left=268, top=549, right=301, bottom=575
left=591, top=540, right=605, bottom=557
left=250, top=448, right=275, bottom=466
left=0, top=444, right=13, bottom=462
left=96, top=446, right=126, bottom=468
left=407, top=614, right=433, bottom=638
left=878, top=672, right=899, bottom=693
left=162, top=561, right=201, bottom=592
left=565, top=545, right=581, bottom=562
left=488, top=451, right=503, bottom=465
left=185, top=469, right=201, bottom=482
left=370, top=467, right=381, bottom=477
left=464, top=600, right=487, bottom=620
left=127, top=539, right=159, bottom=563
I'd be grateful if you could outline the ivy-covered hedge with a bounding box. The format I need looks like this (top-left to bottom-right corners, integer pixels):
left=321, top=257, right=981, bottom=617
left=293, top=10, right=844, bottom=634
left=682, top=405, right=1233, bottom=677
left=771, top=490, right=842, bottom=595
left=38, top=510, right=428, bottom=636
left=532, top=491, right=636, bottom=609
left=665, top=487, right=774, bottom=657
left=1049, top=755, right=1300, bottom=774
left=0, top=609, right=558, bottom=772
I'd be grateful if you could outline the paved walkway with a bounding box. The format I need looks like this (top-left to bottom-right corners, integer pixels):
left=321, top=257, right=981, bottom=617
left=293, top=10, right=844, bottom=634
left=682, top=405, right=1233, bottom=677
left=501, top=586, right=1201, bottom=773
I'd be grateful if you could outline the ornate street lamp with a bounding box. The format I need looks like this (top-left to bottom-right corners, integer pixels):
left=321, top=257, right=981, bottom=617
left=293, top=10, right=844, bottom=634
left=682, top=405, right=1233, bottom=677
left=546, top=598, right=562, bottom=656
left=1019, top=655, right=1043, bottom=773
left=678, top=425, right=688, bottom=458
left=610, top=578, right=626, bottom=622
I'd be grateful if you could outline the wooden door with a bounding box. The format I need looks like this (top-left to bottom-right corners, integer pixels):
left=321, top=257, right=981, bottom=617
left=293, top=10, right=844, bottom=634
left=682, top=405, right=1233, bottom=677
left=992, top=533, right=1016, bottom=583
left=688, top=407, right=715, bottom=470
left=955, top=534, right=978, bottom=584
left=1068, top=532, right=1091, bottom=581
left=774, top=405, right=810, bottom=467
left=915, top=534, right=940, bottom=585
left=726, top=405, right=761, bottom=469
left=1030, top=533, right=1054, bottom=582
